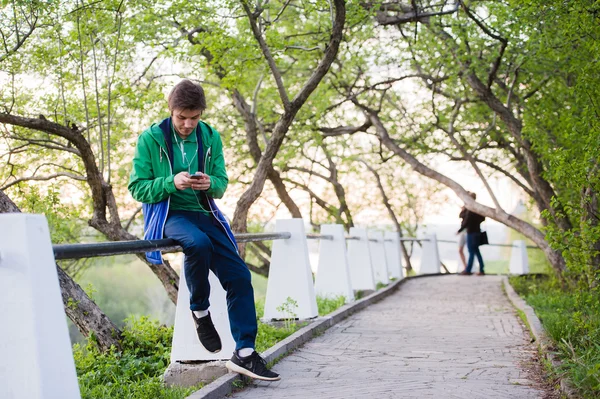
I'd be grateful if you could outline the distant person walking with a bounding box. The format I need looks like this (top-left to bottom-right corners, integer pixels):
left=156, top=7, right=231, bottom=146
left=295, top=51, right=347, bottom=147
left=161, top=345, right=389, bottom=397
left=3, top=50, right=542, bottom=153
left=456, top=193, right=473, bottom=272
left=457, top=193, right=486, bottom=275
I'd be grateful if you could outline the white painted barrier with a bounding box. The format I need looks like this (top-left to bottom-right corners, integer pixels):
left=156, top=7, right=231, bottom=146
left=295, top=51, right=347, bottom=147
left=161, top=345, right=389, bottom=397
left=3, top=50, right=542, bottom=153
left=509, top=240, right=529, bottom=275
left=314, top=224, right=354, bottom=302
left=263, top=219, right=318, bottom=320
left=0, top=214, right=81, bottom=399
left=347, top=227, right=376, bottom=291
left=419, top=233, right=441, bottom=274
left=384, top=231, right=404, bottom=279
left=170, top=268, right=235, bottom=362
left=369, top=231, right=389, bottom=285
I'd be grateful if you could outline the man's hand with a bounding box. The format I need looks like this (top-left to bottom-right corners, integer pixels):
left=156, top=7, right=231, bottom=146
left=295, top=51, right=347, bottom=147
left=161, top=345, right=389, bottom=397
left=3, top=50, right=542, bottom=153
left=191, top=173, right=211, bottom=191
left=173, top=172, right=210, bottom=191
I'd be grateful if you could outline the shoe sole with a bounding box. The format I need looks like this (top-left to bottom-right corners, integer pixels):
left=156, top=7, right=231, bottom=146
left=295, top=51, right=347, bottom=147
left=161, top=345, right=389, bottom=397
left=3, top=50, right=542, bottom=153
left=202, top=346, right=221, bottom=353
left=226, top=360, right=281, bottom=381
left=197, top=338, right=221, bottom=353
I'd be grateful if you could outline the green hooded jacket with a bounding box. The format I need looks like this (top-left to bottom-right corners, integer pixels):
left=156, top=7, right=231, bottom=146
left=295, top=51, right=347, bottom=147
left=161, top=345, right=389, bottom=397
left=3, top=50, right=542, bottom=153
left=128, top=119, right=228, bottom=204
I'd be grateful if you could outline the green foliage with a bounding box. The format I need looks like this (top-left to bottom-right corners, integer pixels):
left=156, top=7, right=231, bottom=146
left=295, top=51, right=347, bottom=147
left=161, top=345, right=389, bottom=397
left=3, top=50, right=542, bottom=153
left=72, top=300, right=307, bottom=396
left=255, top=320, right=299, bottom=353
left=73, top=317, right=199, bottom=399
left=510, top=0, right=600, bottom=289
left=257, top=294, right=349, bottom=351
left=12, top=183, right=84, bottom=244
left=510, top=275, right=600, bottom=397
left=253, top=297, right=300, bottom=352
left=276, top=296, right=299, bottom=331
left=316, top=295, right=347, bottom=316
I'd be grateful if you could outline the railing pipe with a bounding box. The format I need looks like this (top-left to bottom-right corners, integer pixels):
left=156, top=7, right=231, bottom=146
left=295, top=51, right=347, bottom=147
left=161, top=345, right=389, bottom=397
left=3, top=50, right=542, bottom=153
left=306, top=234, right=334, bottom=240
left=53, top=232, right=292, bottom=260
left=235, top=232, right=292, bottom=243
left=437, top=239, right=539, bottom=249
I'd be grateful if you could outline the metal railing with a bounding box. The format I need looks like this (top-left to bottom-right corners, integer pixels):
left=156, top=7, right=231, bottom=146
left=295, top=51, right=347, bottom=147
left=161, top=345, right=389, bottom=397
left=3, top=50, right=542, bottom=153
left=436, top=239, right=540, bottom=249
left=53, top=230, right=530, bottom=261
left=53, top=232, right=292, bottom=260
left=305, top=234, right=334, bottom=240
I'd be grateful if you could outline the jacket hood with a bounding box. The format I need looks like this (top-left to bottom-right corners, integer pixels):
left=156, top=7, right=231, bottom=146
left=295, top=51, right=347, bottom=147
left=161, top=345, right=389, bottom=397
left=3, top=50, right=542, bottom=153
left=146, top=117, right=215, bottom=150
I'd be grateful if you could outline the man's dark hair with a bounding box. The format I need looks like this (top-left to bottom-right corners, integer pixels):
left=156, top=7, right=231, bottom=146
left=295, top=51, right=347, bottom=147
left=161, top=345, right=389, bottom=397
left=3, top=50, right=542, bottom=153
left=168, top=79, right=206, bottom=112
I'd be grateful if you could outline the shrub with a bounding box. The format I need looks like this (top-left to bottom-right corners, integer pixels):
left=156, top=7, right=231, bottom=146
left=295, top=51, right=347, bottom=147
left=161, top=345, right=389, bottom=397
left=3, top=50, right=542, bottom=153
left=510, top=275, right=600, bottom=397
left=73, top=317, right=199, bottom=399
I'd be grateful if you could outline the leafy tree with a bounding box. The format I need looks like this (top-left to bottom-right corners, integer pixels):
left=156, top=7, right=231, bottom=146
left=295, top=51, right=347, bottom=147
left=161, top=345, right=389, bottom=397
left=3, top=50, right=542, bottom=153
left=508, top=0, right=600, bottom=288
left=322, top=0, right=599, bottom=283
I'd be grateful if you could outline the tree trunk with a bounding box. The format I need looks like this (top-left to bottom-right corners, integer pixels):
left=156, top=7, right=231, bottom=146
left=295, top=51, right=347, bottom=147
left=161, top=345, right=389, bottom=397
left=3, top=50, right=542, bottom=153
left=232, top=90, right=302, bottom=220
left=360, top=160, right=414, bottom=272
left=57, top=266, right=122, bottom=351
left=231, top=0, right=346, bottom=233
left=0, top=189, right=122, bottom=351
left=418, top=22, right=573, bottom=233
left=0, top=190, right=20, bottom=213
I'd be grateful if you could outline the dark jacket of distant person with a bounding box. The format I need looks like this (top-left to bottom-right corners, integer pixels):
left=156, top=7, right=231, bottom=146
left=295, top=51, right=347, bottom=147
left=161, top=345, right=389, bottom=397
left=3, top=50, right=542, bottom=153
left=457, top=210, right=485, bottom=234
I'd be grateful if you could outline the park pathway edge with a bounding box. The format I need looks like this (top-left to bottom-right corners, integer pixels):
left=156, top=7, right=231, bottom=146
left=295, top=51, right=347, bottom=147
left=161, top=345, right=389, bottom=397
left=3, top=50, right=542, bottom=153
left=502, top=276, right=578, bottom=398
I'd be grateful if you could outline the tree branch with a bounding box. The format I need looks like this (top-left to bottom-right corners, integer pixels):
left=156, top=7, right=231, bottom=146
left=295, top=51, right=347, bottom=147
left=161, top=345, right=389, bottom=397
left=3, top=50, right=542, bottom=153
left=1, top=172, right=86, bottom=191
left=369, top=0, right=460, bottom=26
left=319, top=119, right=373, bottom=137
left=241, top=1, right=290, bottom=108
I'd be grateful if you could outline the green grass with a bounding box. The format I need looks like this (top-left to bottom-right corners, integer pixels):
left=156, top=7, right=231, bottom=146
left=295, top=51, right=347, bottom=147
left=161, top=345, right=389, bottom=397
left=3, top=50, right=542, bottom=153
left=74, top=317, right=200, bottom=399
left=482, top=259, right=510, bottom=274
left=255, top=320, right=301, bottom=352
left=254, top=294, right=349, bottom=350
left=78, top=378, right=194, bottom=399
left=72, top=263, right=351, bottom=396
left=316, top=295, right=347, bottom=316
left=74, top=301, right=303, bottom=397
left=510, top=275, right=600, bottom=397
left=482, top=227, right=553, bottom=274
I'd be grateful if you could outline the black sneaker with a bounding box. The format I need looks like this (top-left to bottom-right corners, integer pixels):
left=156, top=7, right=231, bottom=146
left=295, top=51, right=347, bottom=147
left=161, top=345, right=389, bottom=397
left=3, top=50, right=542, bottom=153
left=191, top=311, right=222, bottom=353
left=226, top=350, right=281, bottom=381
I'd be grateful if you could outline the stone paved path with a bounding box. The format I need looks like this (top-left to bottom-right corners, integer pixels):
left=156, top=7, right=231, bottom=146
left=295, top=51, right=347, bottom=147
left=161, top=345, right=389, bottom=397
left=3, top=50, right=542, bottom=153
left=230, top=275, right=551, bottom=399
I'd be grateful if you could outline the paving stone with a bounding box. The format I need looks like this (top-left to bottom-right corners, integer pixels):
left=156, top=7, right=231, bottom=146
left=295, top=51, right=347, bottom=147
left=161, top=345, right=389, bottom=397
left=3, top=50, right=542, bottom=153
left=230, top=276, right=549, bottom=398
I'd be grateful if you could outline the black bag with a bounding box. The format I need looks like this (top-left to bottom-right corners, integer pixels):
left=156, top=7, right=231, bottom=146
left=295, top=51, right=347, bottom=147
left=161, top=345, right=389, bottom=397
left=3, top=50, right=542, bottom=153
left=479, top=231, right=489, bottom=246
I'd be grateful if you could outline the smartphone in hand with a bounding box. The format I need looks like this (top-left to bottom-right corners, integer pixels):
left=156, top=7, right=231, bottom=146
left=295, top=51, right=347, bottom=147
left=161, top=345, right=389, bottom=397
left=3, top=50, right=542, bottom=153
left=190, top=172, right=204, bottom=180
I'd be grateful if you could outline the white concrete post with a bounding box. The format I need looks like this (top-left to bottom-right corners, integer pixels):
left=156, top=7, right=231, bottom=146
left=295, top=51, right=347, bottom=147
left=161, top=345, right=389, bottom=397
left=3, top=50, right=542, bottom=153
left=384, top=231, right=404, bottom=279
left=170, top=267, right=235, bottom=362
left=509, top=240, right=530, bottom=275
left=347, top=227, right=376, bottom=291
left=419, top=233, right=441, bottom=274
left=369, top=231, right=389, bottom=285
left=314, top=224, right=354, bottom=303
left=0, top=214, right=81, bottom=399
left=263, top=219, right=318, bottom=320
